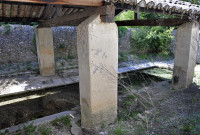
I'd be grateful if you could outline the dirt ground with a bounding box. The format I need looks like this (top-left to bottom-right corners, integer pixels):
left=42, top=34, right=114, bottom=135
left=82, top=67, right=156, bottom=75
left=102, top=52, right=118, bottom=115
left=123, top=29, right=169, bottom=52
left=1, top=68, right=200, bottom=135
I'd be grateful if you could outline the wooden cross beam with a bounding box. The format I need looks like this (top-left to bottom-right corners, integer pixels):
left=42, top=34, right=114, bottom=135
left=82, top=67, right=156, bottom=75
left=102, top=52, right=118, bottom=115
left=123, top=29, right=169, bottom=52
left=116, top=18, right=190, bottom=26
left=2, top=0, right=104, bottom=6
left=39, top=5, right=115, bottom=27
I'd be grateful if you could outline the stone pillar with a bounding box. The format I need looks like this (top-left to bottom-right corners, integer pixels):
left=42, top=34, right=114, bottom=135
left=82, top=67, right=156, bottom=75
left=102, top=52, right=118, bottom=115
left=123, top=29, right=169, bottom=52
left=77, top=14, right=118, bottom=128
left=36, top=28, right=55, bottom=76
left=172, top=22, right=199, bottom=89
left=196, top=31, right=200, bottom=64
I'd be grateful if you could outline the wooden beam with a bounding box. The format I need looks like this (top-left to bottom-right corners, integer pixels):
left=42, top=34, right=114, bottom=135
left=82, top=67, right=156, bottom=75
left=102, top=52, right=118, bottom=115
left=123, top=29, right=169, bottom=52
left=0, top=17, right=38, bottom=22
left=115, top=9, right=123, bottom=17
left=2, top=0, right=104, bottom=7
left=39, top=5, right=115, bottom=27
left=38, top=7, right=97, bottom=27
left=116, top=18, right=190, bottom=26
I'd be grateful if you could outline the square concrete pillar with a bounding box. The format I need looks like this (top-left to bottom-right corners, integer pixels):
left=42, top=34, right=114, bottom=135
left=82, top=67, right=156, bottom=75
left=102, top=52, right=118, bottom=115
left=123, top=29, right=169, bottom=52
left=172, top=22, right=199, bottom=89
left=77, top=15, right=118, bottom=128
left=36, top=28, right=55, bottom=76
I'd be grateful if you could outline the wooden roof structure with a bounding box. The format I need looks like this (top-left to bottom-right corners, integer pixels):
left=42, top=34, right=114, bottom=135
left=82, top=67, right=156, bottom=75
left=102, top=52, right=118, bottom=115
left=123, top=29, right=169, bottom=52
left=0, top=0, right=200, bottom=26
left=113, top=0, right=200, bottom=16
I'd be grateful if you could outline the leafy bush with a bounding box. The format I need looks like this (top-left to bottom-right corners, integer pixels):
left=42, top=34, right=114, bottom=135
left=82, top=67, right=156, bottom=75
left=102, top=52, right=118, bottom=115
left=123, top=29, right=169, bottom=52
left=118, top=27, right=128, bottom=38
left=31, top=33, right=38, bottom=56
left=131, top=26, right=174, bottom=55
left=3, top=24, right=11, bottom=35
left=118, top=52, right=128, bottom=62
left=115, top=10, right=134, bottom=38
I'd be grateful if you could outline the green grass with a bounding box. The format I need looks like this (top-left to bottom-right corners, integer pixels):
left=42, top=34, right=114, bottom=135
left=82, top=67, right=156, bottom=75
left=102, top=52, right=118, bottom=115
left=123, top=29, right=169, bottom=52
left=181, top=115, right=200, bottom=135
left=52, top=115, right=71, bottom=127
left=113, top=124, right=127, bottom=135
left=119, top=52, right=128, bottom=62
left=39, top=126, right=51, bottom=135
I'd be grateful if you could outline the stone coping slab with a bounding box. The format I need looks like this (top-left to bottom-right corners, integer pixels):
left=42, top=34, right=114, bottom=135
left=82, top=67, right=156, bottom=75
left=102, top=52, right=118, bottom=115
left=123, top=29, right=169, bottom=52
left=0, top=60, right=174, bottom=98
left=0, top=111, right=76, bottom=133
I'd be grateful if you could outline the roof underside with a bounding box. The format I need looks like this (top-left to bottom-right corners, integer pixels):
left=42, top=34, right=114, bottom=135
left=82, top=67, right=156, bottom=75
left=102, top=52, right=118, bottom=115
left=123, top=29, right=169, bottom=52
left=0, top=0, right=199, bottom=24
left=112, top=0, right=200, bottom=16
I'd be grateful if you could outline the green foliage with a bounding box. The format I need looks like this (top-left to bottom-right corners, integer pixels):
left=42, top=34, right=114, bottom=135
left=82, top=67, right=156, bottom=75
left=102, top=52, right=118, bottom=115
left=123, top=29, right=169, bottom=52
left=31, top=33, right=38, bottom=56
left=39, top=127, right=51, bottom=135
left=113, top=125, right=127, bottom=135
left=135, top=125, right=145, bottom=135
left=131, top=26, right=174, bottom=55
left=3, top=24, right=11, bottom=35
left=58, top=43, right=65, bottom=49
left=115, top=10, right=134, bottom=38
left=23, top=122, right=37, bottom=135
left=52, top=115, right=71, bottom=127
left=138, top=54, right=148, bottom=59
left=140, top=12, right=175, bottom=20
left=115, top=10, right=134, bottom=21
left=130, top=111, right=139, bottom=119
left=125, top=101, right=131, bottom=109
left=118, top=27, right=128, bottom=38
left=182, top=0, right=200, bottom=4
left=127, top=95, right=135, bottom=100
left=181, top=115, right=200, bottom=135
left=0, top=129, right=9, bottom=135
left=119, top=52, right=128, bottom=62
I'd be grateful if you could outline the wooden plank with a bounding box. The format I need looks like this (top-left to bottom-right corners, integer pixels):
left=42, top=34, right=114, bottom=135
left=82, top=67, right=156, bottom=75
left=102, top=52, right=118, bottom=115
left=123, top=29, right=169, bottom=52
left=5, top=4, right=11, bottom=17
left=3, top=0, right=103, bottom=7
left=65, top=8, right=73, bottom=15
left=0, top=17, right=38, bottom=22
left=39, top=7, right=97, bottom=27
left=2, top=3, right=6, bottom=17
left=116, top=18, right=190, bottom=26
left=0, top=3, right=2, bottom=17
left=52, top=5, right=63, bottom=18
left=24, top=5, right=32, bottom=17
left=18, top=5, right=25, bottom=17
left=41, top=5, right=55, bottom=19
left=72, top=9, right=79, bottom=14
left=36, top=6, right=45, bottom=18
left=30, top=6, right=40, bottom=18
left=39, top=5, right=115, bottom=27
left=11, top=4, right=18, bottom=17
left=62, top=7, right=68, bottom=15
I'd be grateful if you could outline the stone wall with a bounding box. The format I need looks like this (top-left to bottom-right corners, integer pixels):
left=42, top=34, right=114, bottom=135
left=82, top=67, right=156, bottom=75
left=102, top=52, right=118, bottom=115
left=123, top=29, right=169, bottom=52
left=0, top=25, right=199, bottom=65
left=0, top=25, right=77, bottom=64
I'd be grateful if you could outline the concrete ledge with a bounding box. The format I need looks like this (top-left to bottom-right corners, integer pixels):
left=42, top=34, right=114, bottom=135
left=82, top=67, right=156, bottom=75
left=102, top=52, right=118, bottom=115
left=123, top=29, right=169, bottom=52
left=118, top=60, right=174, bottom=73
left=0, top=60, right=174, bottom=98
left=0, top=111, right=76, bottom=133
left=0, top=75, right=79, bottom=98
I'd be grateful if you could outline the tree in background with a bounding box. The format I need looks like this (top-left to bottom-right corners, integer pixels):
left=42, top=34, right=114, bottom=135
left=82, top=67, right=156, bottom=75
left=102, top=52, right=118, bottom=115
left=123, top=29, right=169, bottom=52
left=116, top=11, right=175, bottom=57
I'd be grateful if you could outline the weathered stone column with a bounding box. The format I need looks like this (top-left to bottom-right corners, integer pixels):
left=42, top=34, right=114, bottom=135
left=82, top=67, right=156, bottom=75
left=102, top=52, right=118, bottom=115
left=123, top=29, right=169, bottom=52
left=36, top=28, right=55, bottom=76
left=196, top=31, right=200, bottom=64
left=172, top=22, right=199, bottom=89
left=77, top=14, right=118, bottom=128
